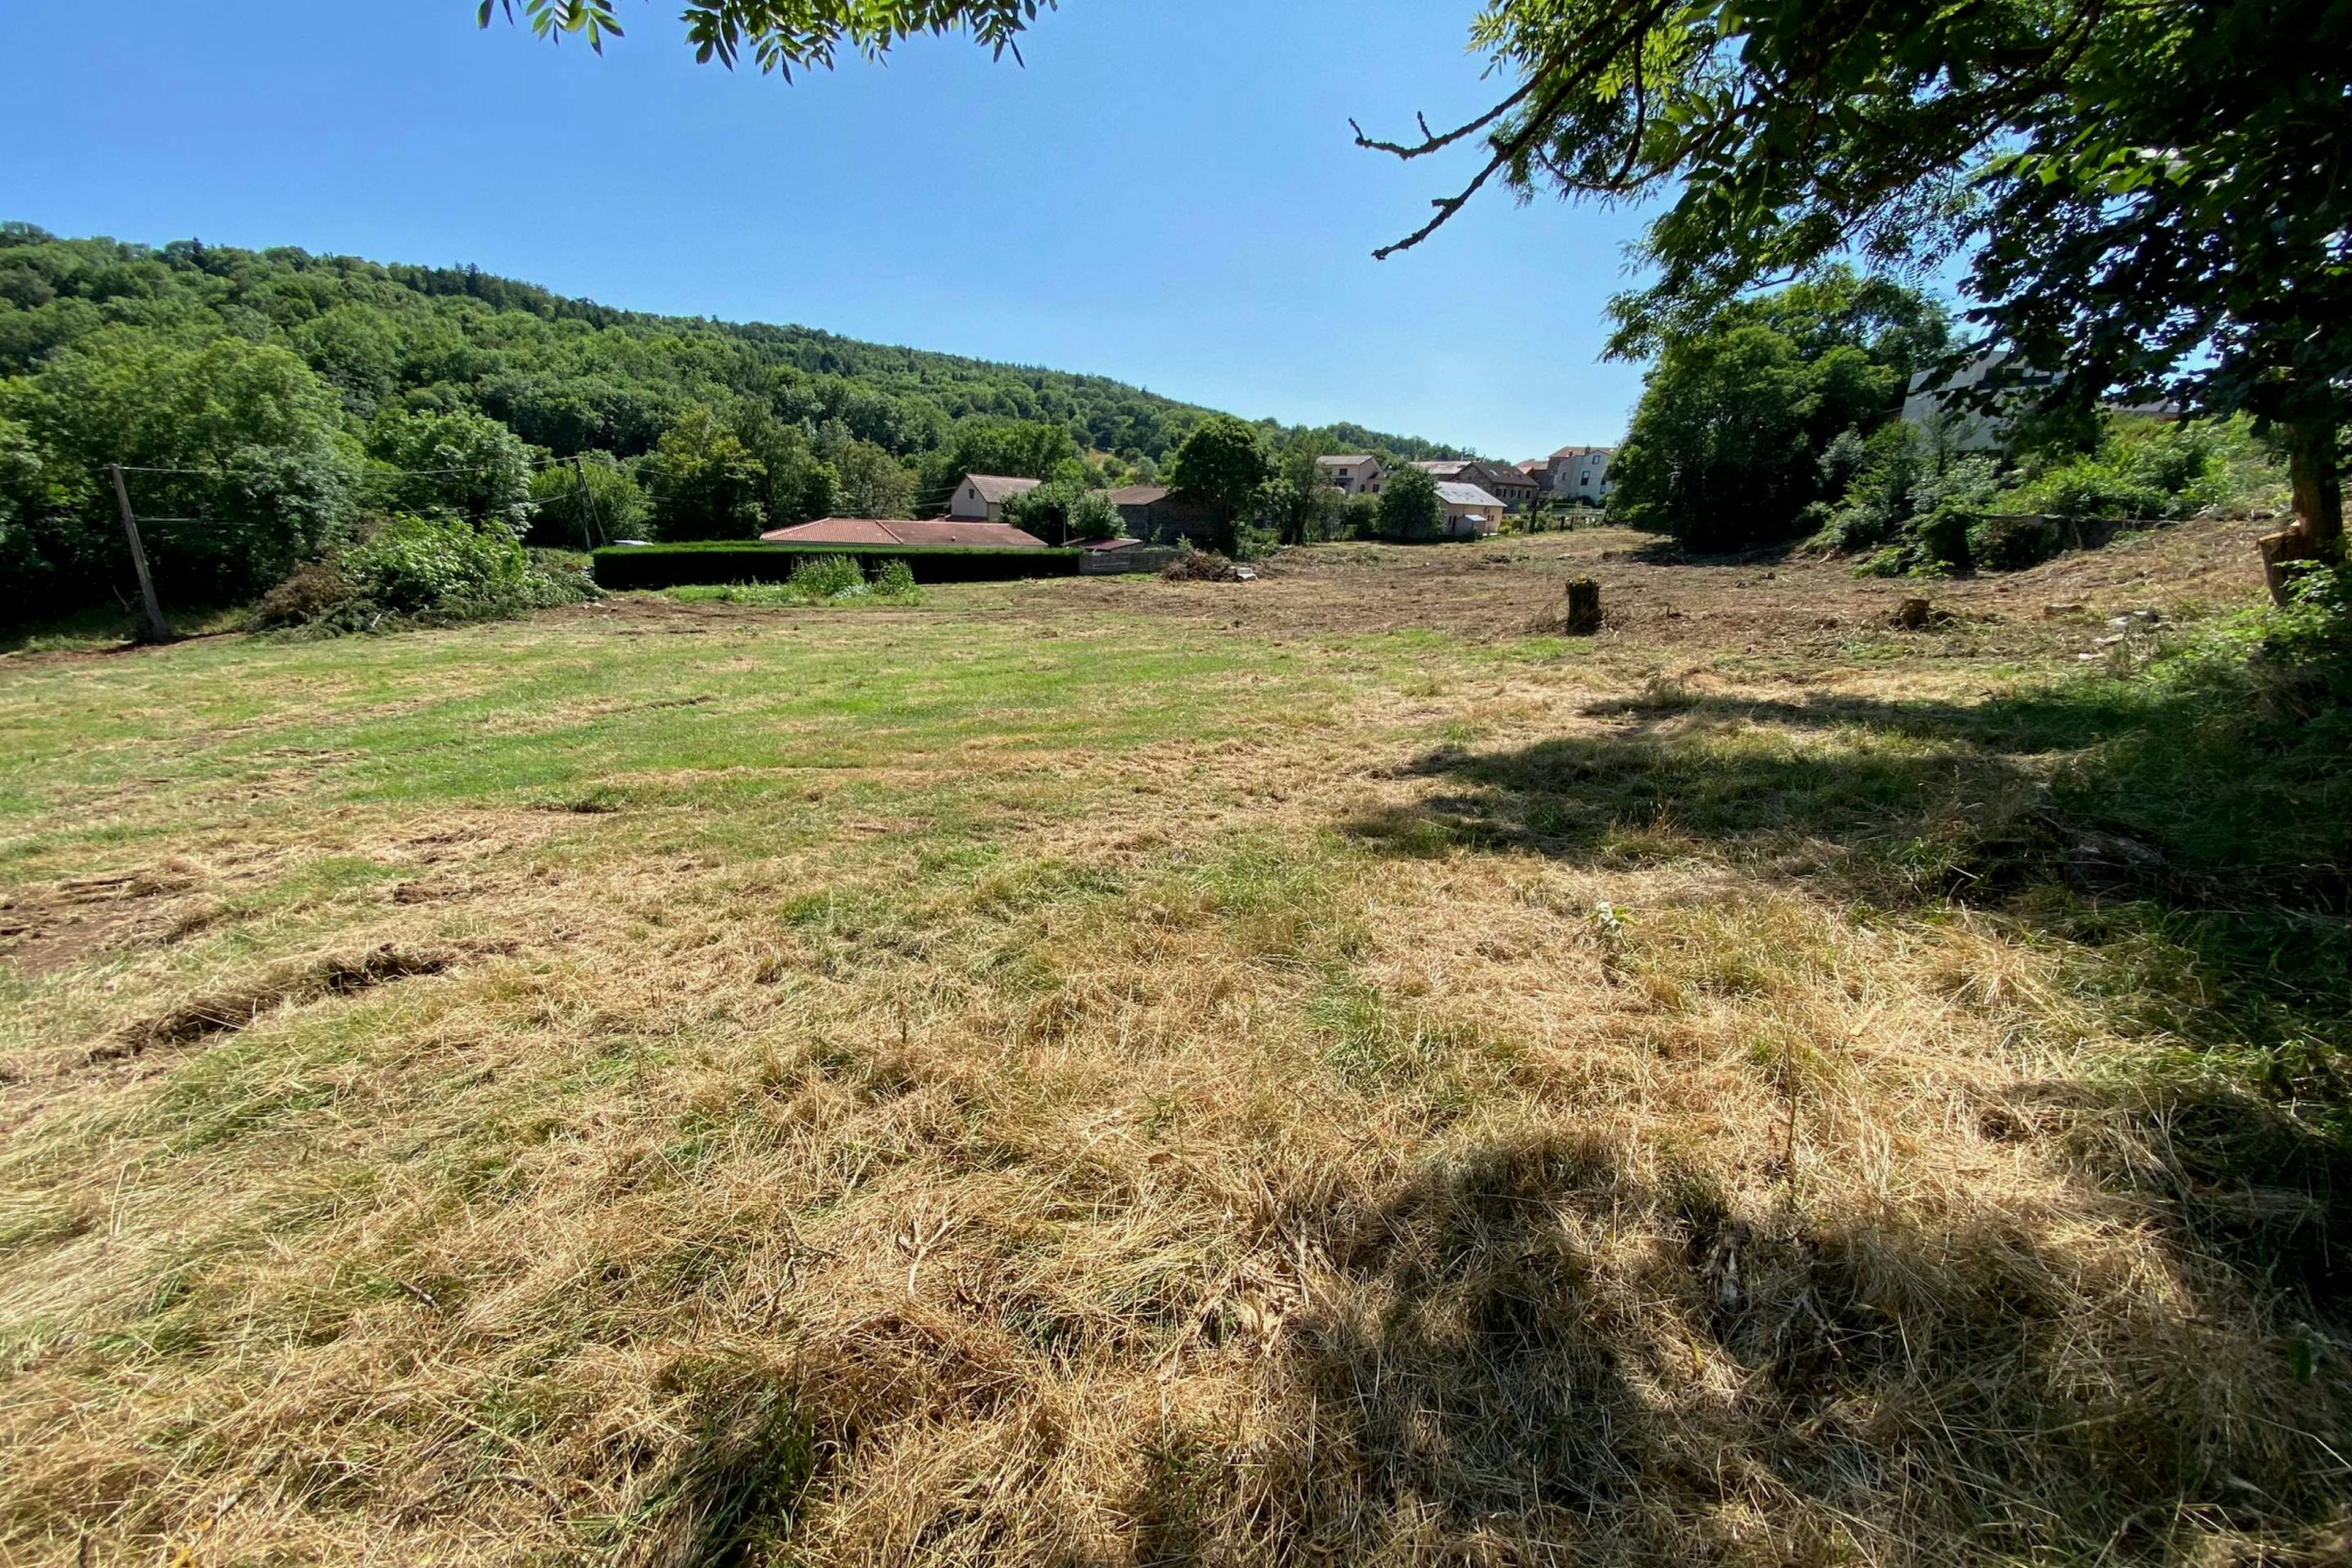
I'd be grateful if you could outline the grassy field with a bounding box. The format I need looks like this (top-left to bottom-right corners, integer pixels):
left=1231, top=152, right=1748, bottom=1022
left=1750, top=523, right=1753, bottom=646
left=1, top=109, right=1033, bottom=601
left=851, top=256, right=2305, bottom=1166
left=3, top=525, right=2347, bottom=1566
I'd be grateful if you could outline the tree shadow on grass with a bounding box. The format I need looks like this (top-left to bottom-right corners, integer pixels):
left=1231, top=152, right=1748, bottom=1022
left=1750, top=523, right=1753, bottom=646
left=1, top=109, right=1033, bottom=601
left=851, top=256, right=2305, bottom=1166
left=1339, top=677, right=2352, bottom=1305
left=1604, top=533, right=1810, bottom=568
left=1125, top=1131, right=2348, bottom=1562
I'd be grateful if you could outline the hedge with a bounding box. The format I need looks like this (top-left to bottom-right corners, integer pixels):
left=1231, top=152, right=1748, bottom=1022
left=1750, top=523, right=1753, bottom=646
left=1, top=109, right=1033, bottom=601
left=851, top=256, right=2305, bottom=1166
left=591, top=541, right=1083, bottom=590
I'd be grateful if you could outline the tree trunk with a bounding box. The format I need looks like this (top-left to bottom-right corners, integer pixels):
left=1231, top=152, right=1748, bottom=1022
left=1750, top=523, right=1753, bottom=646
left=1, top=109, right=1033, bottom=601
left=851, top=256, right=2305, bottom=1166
left=2272, top=418, right=2343, bottom=605
left=2286, top=418, right=2343, bottom=550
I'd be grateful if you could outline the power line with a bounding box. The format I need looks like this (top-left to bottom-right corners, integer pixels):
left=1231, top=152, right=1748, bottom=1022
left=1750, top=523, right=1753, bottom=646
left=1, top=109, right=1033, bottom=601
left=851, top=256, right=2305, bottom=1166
left=107, top=451, right=587, bottom=481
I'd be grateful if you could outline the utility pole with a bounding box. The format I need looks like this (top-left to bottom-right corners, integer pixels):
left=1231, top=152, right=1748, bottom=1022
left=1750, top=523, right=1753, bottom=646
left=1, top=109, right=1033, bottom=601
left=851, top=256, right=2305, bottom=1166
left=571, top=455, right=601, bottom=547
left=107, top=464, right=173, bottom=643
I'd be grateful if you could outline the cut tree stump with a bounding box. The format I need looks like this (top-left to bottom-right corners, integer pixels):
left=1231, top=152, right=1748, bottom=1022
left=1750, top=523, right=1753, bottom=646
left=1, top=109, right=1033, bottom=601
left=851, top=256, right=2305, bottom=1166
left=2259, top=527, right=2320, bottom=606
left=1564, top=577, right=1603, bottom=635
left=1894, top=596, right=1932, bottom=630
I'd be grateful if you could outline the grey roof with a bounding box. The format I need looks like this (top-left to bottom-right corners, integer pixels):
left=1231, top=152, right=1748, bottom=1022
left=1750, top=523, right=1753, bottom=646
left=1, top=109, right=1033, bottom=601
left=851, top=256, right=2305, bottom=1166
left=1434, top=482, right=1504, bottom=508
left=1315, top=454, right=1378, bottom=467
left=965, top=473, right=1044, bottom=502
left=1104, top=484, right=1170, bottom=505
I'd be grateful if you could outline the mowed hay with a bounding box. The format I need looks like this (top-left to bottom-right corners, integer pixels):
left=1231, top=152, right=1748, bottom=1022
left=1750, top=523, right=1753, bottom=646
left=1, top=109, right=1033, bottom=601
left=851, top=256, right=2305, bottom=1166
left=1, top=532, right=2347, bottom=1566
left=2, top=839, right=2343, bottom=1566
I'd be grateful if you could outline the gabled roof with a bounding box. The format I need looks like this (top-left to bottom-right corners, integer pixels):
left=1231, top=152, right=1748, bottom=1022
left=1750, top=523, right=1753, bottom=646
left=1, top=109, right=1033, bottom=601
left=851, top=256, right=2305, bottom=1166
left=1550, top=445, right=1615, bottom=461
left=1412, top=459, right=1476, bottom=477
left=1434, top=482, right=1506, bottom=508
left=1314, top=454, right=1378, bottom=467
left=963, top=473, right=1045, bottom=503
left=1104, top=484, right=1171, bottom=506
left=763, top=518, right=1047, bottom=548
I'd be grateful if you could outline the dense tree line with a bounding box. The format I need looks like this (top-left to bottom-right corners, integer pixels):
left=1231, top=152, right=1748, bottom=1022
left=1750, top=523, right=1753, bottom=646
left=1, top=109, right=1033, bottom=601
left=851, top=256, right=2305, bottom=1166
left=1613, top=269, right=2272, bottom=571
left=0, top=226, right=1459, bottom=620
left=1609, top=270, right=1948, bottom=551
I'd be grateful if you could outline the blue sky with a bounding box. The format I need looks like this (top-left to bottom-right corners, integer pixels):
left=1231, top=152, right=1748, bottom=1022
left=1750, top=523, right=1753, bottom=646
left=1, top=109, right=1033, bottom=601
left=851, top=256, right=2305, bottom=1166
left=0, top=1, right=1656, bottom=459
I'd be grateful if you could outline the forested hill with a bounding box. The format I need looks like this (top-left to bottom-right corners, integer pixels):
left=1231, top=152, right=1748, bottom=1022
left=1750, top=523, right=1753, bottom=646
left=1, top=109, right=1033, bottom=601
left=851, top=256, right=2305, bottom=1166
left=0, top=222, right=1471, bottom=618
left=0, top=226, right=1455, bottom=469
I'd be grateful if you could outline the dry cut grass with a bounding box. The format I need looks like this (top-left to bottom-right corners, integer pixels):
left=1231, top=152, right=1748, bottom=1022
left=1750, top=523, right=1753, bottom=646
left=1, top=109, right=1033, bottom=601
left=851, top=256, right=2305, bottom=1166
left=1, top=526, right=2345, bottom=1566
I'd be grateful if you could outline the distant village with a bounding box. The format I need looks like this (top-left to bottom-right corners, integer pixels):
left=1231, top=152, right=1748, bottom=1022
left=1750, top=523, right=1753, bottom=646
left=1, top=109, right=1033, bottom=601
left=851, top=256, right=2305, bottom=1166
left=754, top=445, right=1617, bottom=564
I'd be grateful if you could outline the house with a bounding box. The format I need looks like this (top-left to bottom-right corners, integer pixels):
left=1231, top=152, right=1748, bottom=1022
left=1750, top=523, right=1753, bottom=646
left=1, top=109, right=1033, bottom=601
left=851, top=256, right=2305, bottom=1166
left=947, top=473, right=1044, bottom=521
left=762, top=518, right=1047, bottom=548
left=1545, top=446, right=1614, bottom=505
left=1901, top=352, right=2060, bottom=454
left=1314, top=454, right=1384, bottom=497
left=1433, top=482, right=1507, bottom=537
left=1414, top=458, right=1537, bottom=511
left=1517, top=458, right=1554, bottom=500
left=1103, top=484, right=1226, bottom=546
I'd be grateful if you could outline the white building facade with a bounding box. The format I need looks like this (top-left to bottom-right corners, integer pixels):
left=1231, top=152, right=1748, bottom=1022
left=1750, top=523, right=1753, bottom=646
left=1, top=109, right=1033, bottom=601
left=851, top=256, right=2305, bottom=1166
left=1314, top=454, right=1385, bottom=497
left=1545, top=447, right=1614, bottom=505
left=948, top=473, right=1044, bottom=521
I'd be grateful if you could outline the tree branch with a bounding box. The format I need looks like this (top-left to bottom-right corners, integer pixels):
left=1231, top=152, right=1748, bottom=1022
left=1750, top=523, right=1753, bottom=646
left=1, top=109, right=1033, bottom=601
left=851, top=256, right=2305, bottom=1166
left=1369, top=0, right=1680, bottom=259
left=1350, top=80, right=1538, bottom=161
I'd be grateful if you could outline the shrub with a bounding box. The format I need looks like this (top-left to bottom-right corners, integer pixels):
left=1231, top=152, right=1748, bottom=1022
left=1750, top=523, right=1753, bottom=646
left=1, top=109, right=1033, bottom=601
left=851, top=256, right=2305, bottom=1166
left=1066, top=488, right=1125, bottom=541
left=341, top=514, right=527, bottom=617
left=249, top=559, right=360, bottom=630
left=253, top=515, right=597, bottom=636
left=1999, top=418, right=2226, bottom=524
left=786, top=553, right=864, bottom=599
left=521, top=548, right=603, bottom=609
left=1966, top=511, right=2070, bottom=571
left=666, top=556, right=924, bottom=609
left=1820, top=424, right=2000, bottom=573
left=872, top=558, right=920, bottom=600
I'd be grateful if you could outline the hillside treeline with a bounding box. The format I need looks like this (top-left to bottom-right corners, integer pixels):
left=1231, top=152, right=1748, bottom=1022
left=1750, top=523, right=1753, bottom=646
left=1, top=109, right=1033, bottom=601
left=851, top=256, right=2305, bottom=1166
left=0, top=225, right=1457, bottom=620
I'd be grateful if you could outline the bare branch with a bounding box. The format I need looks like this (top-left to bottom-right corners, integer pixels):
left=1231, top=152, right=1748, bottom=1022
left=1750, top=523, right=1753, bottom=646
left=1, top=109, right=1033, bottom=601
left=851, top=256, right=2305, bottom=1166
left=1368, top=0, right=1684, bottom=257
left=1350, top=79, right=1537, bottom=161
left=1371, top=0, right=1680, bottom=258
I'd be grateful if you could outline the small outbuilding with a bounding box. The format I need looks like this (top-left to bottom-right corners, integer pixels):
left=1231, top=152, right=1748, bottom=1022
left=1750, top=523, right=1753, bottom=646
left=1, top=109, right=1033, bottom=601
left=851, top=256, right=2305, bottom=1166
left=1102, top=485, right=1227, bottom=546
left=948, top=474, right=1044, bottom=521
left=1433, top=483, right=1507, bottom=538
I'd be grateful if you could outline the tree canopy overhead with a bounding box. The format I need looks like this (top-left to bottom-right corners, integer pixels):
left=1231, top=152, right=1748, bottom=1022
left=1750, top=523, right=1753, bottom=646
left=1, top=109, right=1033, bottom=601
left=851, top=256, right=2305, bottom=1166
left=481, top=0, right=1055, bottom=72
left=1385, top=0, right=2352, bottom=553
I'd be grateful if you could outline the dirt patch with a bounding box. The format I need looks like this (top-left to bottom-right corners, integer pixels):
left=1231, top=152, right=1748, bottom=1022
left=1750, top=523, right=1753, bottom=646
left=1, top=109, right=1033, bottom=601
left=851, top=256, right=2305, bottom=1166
left=1006, top=519, right=2271, bottom=659
left=0, top=869, right=203, bottom=978
left=89, top=942, right=468, bottom=1066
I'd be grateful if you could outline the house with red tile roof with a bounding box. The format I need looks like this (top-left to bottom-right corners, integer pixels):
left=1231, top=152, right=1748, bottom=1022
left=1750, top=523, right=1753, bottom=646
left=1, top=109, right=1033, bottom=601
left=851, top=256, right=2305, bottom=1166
left=761, top=518, right=1047, bottom=548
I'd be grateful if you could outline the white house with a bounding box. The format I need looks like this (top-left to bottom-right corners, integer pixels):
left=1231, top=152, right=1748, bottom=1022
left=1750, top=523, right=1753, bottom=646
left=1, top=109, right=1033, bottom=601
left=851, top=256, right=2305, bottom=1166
left=1545, top=446, right=1613, bottom=504
left=948, top=473, right=1044, bottom=521
left=1314, top=454, right=1384, bottom=497
left=1414, top=458, right=1537, bottom=512
left=1433, top=481, right=1506, bottom=537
